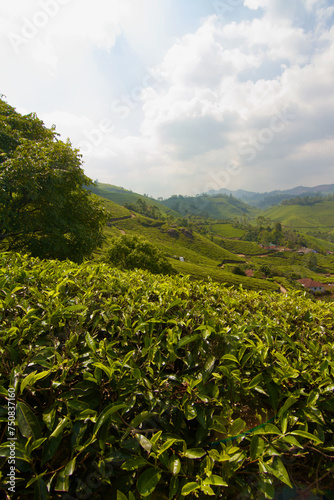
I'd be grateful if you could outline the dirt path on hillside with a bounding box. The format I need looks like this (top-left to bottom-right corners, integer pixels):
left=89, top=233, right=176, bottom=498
left=120, top=230, right=126, bottom=235
left=276, top=282, right=288, bottom=294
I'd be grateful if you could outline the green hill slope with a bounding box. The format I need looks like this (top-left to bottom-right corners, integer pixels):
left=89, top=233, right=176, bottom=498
left=99, top=210, right=279, bottom=291
left=86, top=182, right=180, bottom=218
left=93, top=194, right=334, bottom=292
left=90, top=194, right=132, bottom=218
left=161, top=194, right=258, bottom=219
left=264, top=198, right=334, bottom=231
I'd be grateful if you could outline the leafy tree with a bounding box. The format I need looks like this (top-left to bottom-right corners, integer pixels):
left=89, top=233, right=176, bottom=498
left=105, top=235, right=174, bottom=275
left=271, top=222, right=283, bottom=245
left=305, top=252, right=318, bottom=271
left=0, top=96, right=107, bottom=262
left=0, top=97, right=54, bottom=161
left=124, top=198, right=163, bottom=219
left=232, top=265, right=246, bottom=276
left=261, top=230, right=272, bottom=246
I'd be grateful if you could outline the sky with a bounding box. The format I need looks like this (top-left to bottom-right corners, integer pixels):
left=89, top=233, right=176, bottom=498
left=0, top=0, right=334, bottom=198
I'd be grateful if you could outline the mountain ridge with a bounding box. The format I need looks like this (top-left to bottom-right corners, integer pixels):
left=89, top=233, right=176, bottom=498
left=89, top=181, right=334, bottom=214
left=207, top=184, right=334, bottom=208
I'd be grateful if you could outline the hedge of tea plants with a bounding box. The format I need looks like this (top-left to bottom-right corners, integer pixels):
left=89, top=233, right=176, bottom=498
left=0, top=252, right=334, bottom=499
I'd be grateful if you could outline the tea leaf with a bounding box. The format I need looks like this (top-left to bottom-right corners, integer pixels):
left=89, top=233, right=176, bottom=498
left=16, top=402, right=42, bottom=441
left=137, top=468, right=161, bottom=497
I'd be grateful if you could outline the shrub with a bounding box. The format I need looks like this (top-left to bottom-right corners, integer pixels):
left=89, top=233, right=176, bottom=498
left=105, top=234, right=174, bottom=275
left=232, top=266, right=246, bottom=276
left=1, top=253, right=334, bottom=498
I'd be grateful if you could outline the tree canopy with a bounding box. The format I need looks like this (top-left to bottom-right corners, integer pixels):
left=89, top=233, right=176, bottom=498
left=0, top=96, right=107, bottom=262
left=105, top=234, right=174, bottom=275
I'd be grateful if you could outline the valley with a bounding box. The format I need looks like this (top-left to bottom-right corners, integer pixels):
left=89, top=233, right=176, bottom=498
left=91, top=184, right=334, bottom=299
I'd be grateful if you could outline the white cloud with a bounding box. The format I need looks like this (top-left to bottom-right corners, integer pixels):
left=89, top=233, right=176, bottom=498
left=116, top=2, right=332, bottom=196
left=0, top=0, right=333, bottom=196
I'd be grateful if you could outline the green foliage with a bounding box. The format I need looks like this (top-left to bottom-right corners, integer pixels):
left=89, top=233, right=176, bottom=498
left=124, top=198, right=163, bottom=219
left=0, top=96, right=107, bottom=262
left=161, top=194, right=255, bottom=219
left=209, top=223, right=246, bottom=239
left=1, top=252, right=334, bottom=498
left=241, top=219, right=301, bottom=248
left=232, top=266, right=246, bottom=277
left=0, top=98, right=54, bottom=161
left=87, top=182, right=179, bottom=218
left=173, top=259, right=280, bottom=291
left=264, top=197, right=334, bottom=236
left=305, top=253, right=318, bottom=271
left=102, top=214, right=243, bottom=270
left=219, top=239, right=263, bottom=255
left=105, top=235, right=174, bottom=275
left=281, top=194, right=331, bottom=206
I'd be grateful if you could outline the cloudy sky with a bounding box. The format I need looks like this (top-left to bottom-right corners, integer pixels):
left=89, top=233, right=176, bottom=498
left=1, top=0, right=334, bottom=197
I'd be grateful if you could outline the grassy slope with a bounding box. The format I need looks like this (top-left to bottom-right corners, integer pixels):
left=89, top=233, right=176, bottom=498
left=219, top=239, right=264, bottom=255
left=172, top=260, right=279, bottom=291
left=92, top=195, right=133, bottom=218
left=302, top=234, right=334, bottom=253
left=87, top=183, right=180, bottom=218
left=161, top=195, right=259, bottom=219
left=92, top=193, right=333, bottom=293
left=264, top=199, right=334, bottom=230
left=97, top=209, right=279, bottom=291
left=208, top=223, right=246, bottom=238
left=109, top=215, right=242, bottom=264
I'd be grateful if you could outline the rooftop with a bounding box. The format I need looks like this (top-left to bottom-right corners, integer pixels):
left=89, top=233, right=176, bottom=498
left=298, top=278, right=324, bottom=288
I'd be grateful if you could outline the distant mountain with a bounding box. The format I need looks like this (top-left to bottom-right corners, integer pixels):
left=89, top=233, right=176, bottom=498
left=208, top=184, right=334, bottom=209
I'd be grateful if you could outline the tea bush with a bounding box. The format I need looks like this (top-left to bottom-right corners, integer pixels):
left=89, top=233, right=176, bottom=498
left=0, top=252, right=333, bottom=499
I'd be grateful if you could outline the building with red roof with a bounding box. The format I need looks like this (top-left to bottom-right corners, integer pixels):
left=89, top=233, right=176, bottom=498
left=297, top=278, right=325, bottom=293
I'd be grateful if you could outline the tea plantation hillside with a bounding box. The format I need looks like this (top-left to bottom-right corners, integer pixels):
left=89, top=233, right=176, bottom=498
left=86, top=183, right=180, bottom=218
left=1, top=252, right=334, bottom=499
left=264, top=198, right=334, bottom=235
left=99, top=211, right=280, bottom=292
left=160, top=194, right=259, bottom=220
left=95, top=191, right=334, bottom=295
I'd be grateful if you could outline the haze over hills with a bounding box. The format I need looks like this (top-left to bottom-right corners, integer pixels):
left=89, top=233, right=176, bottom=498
left=207, top=184, right=334, bottom=209
left=88, top=181, right=334, bottom=217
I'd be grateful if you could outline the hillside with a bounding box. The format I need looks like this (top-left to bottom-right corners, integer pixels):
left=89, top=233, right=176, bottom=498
left=89, top=193, right=334, bottom=295
left=86, top=182, right=180, bottom=218
left=1, top=252, right=334, bottom=498
left=160, top=194, right=258, bottom=219
left=264, top=198, right=334, bottom=235
left=98, top=207, right=280, bottom=292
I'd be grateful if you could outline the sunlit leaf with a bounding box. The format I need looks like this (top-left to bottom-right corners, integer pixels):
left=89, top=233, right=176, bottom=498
left=169, top=455, right=181, bottom=475
left=289, top=430, right=323, bottom=444
left=20, top=370, right=51, bottom=394
left=16, top=401, right=42, bottom=441
left=183, top=448, right=206, bottom=459
left=137, top=468, right=161, bottom=497
left=181, top=482, right=200, bottom=495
